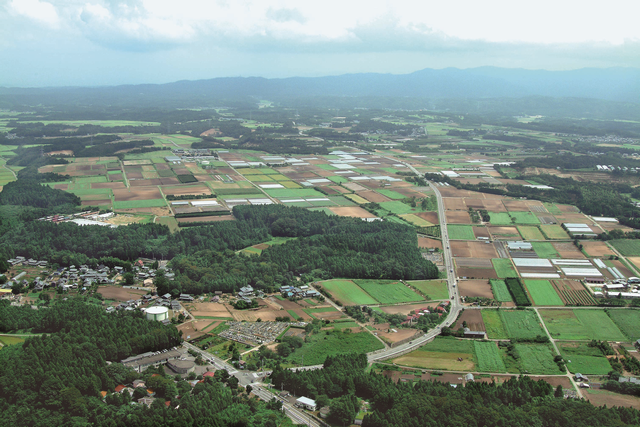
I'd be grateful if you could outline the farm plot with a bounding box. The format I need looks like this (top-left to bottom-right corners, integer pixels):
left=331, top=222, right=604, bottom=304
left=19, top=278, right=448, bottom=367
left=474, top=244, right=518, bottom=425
left=481, top=310, right=508, bottom=339
left=490, top=280, right=513, bottom=302
left=551, top=280, right=596, bottom=306
left=488, top=226, right=521, bottom=239
left=446, top=211, right=472, bottom=224
left=540, top=225, right=570, bottom=240
left=488, top=212, right=513, bottom=225
left=353, top=279, right=424, bottom=304
left=509, top=212, right=541, bottom=225
left=454, top=310, right=485, bottom=332
left=286, top=330, right=384, bottom=366
left=558, top=343, right=612, bottom=375
left=458, top=280, right=494, bottom=298
left=97, top=286, right=148, bottom=302
left=450, top=241, right=498, bottom=258
left=379, top=201, right=422, bottom=215
left=474, top=341, right=507, bottom=373
left=531, top=242, right=560, bottom=259
left=408, top=280, right=449, bottom=300
left=524, top=280, right=564, bottom=306
left=318, top=280, right=378, bottom=305
left=500, top=310, right=545, bottom=339
left=581, top=241, right=615, bottom=257
left=417, top=237, right=442, bottom=250
left=447, top=225, right=475, bottom=240
left=517, top=226, right=545, bottom=240
left=539, top=309, right=627, bottom=341
left=607, top=309, right=640, bottom=341
left=552, top=242, right=586, bottom=259
left=328, top=206, right=377, bottom=218
left=392, top=337, right=475, bottom=371
left=492, top=259, right=518, bottom=278
left=609, top=240, right=640, bottom=257
left=515, top=344, right=559, bottom=375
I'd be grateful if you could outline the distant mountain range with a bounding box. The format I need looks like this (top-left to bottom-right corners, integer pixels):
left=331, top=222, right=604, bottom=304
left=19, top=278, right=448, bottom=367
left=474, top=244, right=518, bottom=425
left=1, top=67, right=639, bottom=107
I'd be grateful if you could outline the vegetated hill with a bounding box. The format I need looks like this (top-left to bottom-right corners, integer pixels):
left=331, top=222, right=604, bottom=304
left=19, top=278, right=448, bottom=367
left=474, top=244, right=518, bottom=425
left=0, top=67, right=638, bottom=114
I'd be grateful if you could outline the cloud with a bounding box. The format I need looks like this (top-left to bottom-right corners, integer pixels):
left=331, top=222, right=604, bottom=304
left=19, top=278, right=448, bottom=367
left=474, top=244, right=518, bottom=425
left=266, top=7, right=306, bottom=24
left=8, top=0, right=60, bottom=28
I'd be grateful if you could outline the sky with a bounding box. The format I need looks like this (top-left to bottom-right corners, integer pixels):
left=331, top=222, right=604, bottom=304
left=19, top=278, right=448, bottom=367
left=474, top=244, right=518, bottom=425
left=1, top=0, right=639, bottom=87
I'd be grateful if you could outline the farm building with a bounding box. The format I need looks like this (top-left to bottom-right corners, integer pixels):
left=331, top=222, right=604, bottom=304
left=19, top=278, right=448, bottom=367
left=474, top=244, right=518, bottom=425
left=463, top=328, right=486, bottom=339
left=295, top=397, right=316, bottom=411
left=585, top=277, right=605, bottom=284
left=603, top=283, right=627, bottom=291
left=607, top=292, right=640, bottom=299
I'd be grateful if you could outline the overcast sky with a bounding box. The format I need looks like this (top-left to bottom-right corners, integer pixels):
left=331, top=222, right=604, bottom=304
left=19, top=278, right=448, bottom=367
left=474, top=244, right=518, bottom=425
left=1, top=0, right=639, bottom=87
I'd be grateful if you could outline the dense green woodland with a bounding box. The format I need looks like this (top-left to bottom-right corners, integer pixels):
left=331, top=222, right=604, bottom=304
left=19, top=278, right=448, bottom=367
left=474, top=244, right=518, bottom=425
left=0, top=299, right=289, bottom=427
left=273, top=353, right=640, bottom=427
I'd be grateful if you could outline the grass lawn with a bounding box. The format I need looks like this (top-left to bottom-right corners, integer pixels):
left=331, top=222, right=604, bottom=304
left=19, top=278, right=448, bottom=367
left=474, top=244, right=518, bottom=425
left=606, top=309, right=640, bottom=341
left=379, top=201, right=420, bottom=215
left=492, top=259, right=518, bottom=278
left=515, top=344, right=559, bottom=375
left=481, top=310, right=509, bottom=339
left=540, top=225, right=570, bottom=240
left=524, top=280, right=564, bottom=306
left=391, top=337, right=475, bottom=371
left=113, top=199, right=167, bottom=209
left=610, top=240, right=640, bottom=256
left=509, top=212, right=541, bottom=225
left=0, top=336, right=25, bottom=346
left=447, top=225, right=475, bottom=240
left=286, top=330, right=384, bottom=366
left=474, top=341, right=507, bottom=373
left=539, top=309, right=627, bottom=341
left=353, top=279, right=424, bottom=304
left=319, top=280, right=378, bottom=305
left=517, top=226, right=545, bottom=240
left=408, top=280, right=449, bottom=300
left=377, top=189, right=406, bottom=200
left=500, top=310, right=546, bottom=339
left=531, top=242, right=561, bottom=259
left=490, top=280, right=513, bottom=302
left=488, top=212, right=513, bottom=225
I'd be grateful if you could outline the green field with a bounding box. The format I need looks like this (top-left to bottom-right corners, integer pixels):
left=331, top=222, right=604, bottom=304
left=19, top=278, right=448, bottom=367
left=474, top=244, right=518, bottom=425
left=286, top=330, right=384, bottom=366
left=610, top=240, right=640, bottom=256
left=517, top=226, right=545, bottom=240
left=354, top=280, right=424, bottom=304
left=286, top=310, right=302, bottom=320
left=377, top=189, right=406, bottom=200
left=524, top=280, right=564, bottom=306
left=531, top=242, right=560, bottom=259
left=515, top=344, right=559, bottom=374
left=319, top=280, right=378, bottom=305
left=265, top=188, right=327, bottom=199
left=113, top=199, right=167, bottom=209
left=391, top=337, right=475, bottom=371
left=379, top=201, right=420, bottom=215
left=509, top=212, right=541, bottom=225
left=489, top=280, right=513, bottom=302
left=447, top=225, right=475, bottom=240
left=474, top=341, right=507, bottom=373
left=488, top=212, right=513, bottom=225
left=540, top=225, right=570, bottom=240
left=492, top=259, right=518, bottom=278
left=481, top=310, right=508, bottom=339
left=408, top=280, right=449, bottom=300
left=605, top=309, right=640, bottom=341
left=500, top=310, right=546, bottom=339
left=558, top=342, right=613, bottom=375
left=539, top=309, right=627, bottom=341
left=0, top=335, right=25, bottom=346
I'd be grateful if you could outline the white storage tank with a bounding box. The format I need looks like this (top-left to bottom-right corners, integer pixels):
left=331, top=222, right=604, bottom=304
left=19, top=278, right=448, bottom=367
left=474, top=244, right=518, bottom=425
left=146, top=306, right=169, bottom=321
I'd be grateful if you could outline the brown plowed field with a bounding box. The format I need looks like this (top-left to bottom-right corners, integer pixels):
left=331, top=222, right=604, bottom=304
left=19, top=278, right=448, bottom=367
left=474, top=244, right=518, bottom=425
left=126, top=172, right=144, bottom=180
left=503, top=200, right=531, bottom=211
left=329, top=185, right=351, bottom=194
left=600, top=223, right=635, bottom=233
left=455, top=258, right=494, bottom=268
left=416, top=212, right=438, bottom=223
left=81, top=199, right=111, bottom=206
left=456, top=178, right=485, bottom=185
left=359, top=190, right=390, bottom=202
left=373, top=323, right=419, bottom=343
left=557, top=204, right=580, bottom=212
left=91, top=182, right=126, bottom=189
left=108, top=173, right=123, bottom=181
left=418, top=237, right=442, bottom=250
left=482, top=199, right=508, bottom=212
left=318, top=186, right=339, bottom=195
left=380, top=303, right=437, bottom=316
left=446, top=211, right=472, bottom=224
left=582, top=241, right=615, bottom=257
left=582, top=390, right=640, bottom=409
left=443, top=198, right=466, bottom=210
left=451, top=242, right=498, bottom=258
left=488, top=226, right=521, bottom=237
left=188, top=302, right=232, bottom=318
left=464, top=198, right=485, bottom=209
left=554, top=213, right=594, bottom=224
left=113, top=187, right=163, bottom=201
left=393, top=187, right=427, bottom=198
left=456, top=268, right=498, bottom=279
left=98, top=286, right=147, bottom=302
left=458, top=280, right=494, bottom=298
left=552, top=242, right=586, bottom=259
left=438, top=188, right=473, bottom=197
left=453, top=309, right=486, bottom=331
left=130, top=179, right=161, bottom=186
left=328, top=206, right=376, bottom=218
left=54, top=184, right=69, bottom=190
left=473, top=227, right=491, bottom=238
left=161, top=185, right=211, bottom=196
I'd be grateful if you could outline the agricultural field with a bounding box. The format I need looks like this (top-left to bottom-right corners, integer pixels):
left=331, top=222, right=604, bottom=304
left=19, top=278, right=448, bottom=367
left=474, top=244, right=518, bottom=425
left=392, top=337, right=475, bottom=371
left=517, top=226, right=545, bottom=241
left=500, top=310, right=545, bottom=339
left=0, top=336, right=25, bottom=346
left=524, top=280, right=564, bottom=306
left=408, top=280, right=449, bottom=300
left=539, top=309, right=627, bottom=341
left=539, top=225, right=570, bottom=240
left=531, top=242, right=560, bottom=259
left=607, top=309, right=640, bottom=341
left=474, top=341, right=507, bottom=373
left=353, top=280, right=424, bottom=304
left=489, top=280, right=513, bottom=302
left=508, top=212, right=541, bottom=225
left=379, top=201, right=422, bottom=215
left=514, top=344, right=559, bottom=375
left=481, top=310, right=508, bottom=339
left=492, top=259, right=518, bottom=278
left=609, top=240, right=640, bottom=257
left=286, top=329, right=384, bottom=366
left=488, top=212, right=512, bottom=225
left=447, top=225, right=475, bottom=240
left=318, top=280, right=378, bottom=305
left=558, top=342, right=612, bottom=375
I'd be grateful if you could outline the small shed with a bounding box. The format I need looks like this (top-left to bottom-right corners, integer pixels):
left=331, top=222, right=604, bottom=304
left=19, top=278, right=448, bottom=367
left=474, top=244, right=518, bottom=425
left=295, top=397, right=317, bottom=411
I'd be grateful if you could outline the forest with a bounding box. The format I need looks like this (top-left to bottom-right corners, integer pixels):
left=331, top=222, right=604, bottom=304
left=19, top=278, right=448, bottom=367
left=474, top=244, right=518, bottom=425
left=0, top=299, right=289, bottom=427
left=271, top=353, right=640, bottom=427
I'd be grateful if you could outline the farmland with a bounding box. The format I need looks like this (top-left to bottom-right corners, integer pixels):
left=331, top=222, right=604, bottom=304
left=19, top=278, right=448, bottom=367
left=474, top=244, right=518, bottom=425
left=392, top=337, right=475, bottom=371
left=558, top=343, right=613, bottom=375
left=474, top=341, right=507, bottom=373
left=517, top=226, right=545, bottom=240
left=492, top=259, right=518, bottom=278
left=609, top=240, right=640, bottom=257
left=504, top=278, right=531, bottom=306
left=447, top=225, right=475, bottom=240
left=286, top=329, right=384, bottom=366
left=409, top=280, right=449, bottom=300
left=539, top=225, right=570, bottom=240
left=500, top=310, right=545, bottom=339
left=318, top=280, right=378, bottom=306
left=489, top=280, right=513, bottom=302
left=524, top=280, right=564, bottom=306
left=539, top=309, right=627, bottom=341
left=531, top=242, right=560, bottom=259
left=354, top=280, right=424, bottom=304
left=514, top=344, right=559, bottom=375
left=607, top=309, right=640, bottom=341
left=481, top=310, right=508, bottom=339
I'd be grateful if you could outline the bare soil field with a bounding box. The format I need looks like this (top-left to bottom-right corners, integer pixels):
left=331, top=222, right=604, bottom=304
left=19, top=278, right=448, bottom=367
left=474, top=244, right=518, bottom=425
left=554, top=213, right=594, bottom=224
left=456, top=178, right=486, bottom=185
left=177, top=216, right=235, bottom=223
left=358, top=190, right=390, bottom=203
left=91, top=182, right=126, bottom=189
left=456, top=268, right=498, bottom=279
left=536, top=214, right=558, bottom=224
left=443, top=198, right=466, bottom=210
left=600, top=223, right=635, bottom=233
left=458, top=280, right=494, bottom=298
left=373, top=323, right=418, bottom=343
left=582, top=241, right=615, bottom=257
left=451, top=241, right=498, bottom=259
left=552, top=242, right=586, bottom=259
left=473, top=227, right=491, bottom=238
left=126, top=207, right=172, bottom=216
left=488, top=226, right=521, bottom=238
left=328, top=206, right=377, bottom=218
left=418, top=237, right=442, bottom=250
left=188, top=302, right=232, bottom=318
left=161, top=185, right=211, bottom=196
left=393, top=187, right=427, bottom=198
left=557, top=204, right=581, bottom=213
left=611, top=260, right=634, bottom=278
left=438, top=188, right=473, bottom=197
left=380, top=303, right=437, bottom=316
left=416, top=212, right=438, bottom=223
left=329, top=185, right=351, bottom=194
left=453, top=309, right=486, bottom=331
left=582, top=390, right=640, bottom=409
left=503, top=200, right=530, bottom=211
left=481, top=199, right=508, bottom=212
left=627, top=257, right=640, bottom=271
left=318, top=186, right=339, bottom=195
left=464, top=198, right=485, bottom=209
left=97, top=286, right=147, bottom=302
left=81, top=199, right=111, bottom=206
left=130, top=179, right=164, bottom=187
left=342, top=182, right=368, bottom=192
left=498, top=179, right=531, bottom=186
left=53, top=184, right=69, bottom=190
left=455, top=258, right=494, bottom=268
left=446, top=211, right=472, bottom=224
left=177, top=320, right=210, bottom=340
left=113, top=187, right=163, bottom=201
left=108, top=173, right=123, bottom=181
